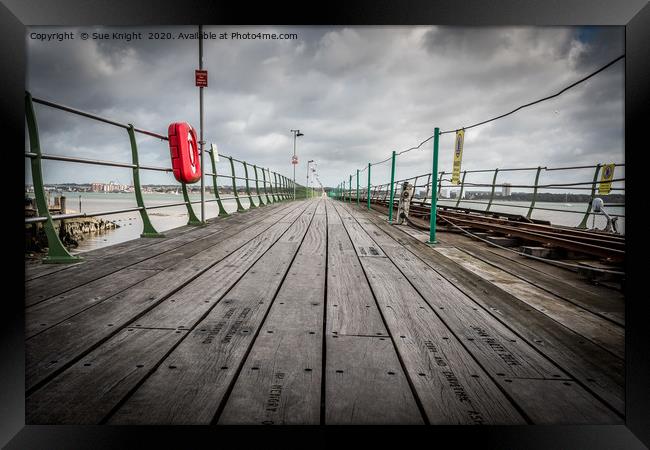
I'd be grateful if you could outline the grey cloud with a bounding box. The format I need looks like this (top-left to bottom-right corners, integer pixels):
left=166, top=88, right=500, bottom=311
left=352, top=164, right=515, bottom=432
left=26, top=25, right=624, bottom=190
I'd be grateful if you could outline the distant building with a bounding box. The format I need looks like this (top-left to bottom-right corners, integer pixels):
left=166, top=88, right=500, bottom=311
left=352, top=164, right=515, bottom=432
left=502, top=183, right=512, bottom=197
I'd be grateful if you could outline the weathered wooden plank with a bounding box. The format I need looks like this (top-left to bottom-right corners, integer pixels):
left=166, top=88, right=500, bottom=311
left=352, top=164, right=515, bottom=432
left=325, top=335, right=424, bottom=424
left=434, top=246, right=624, bottom=358
left=26, top=268, right=159, bottom=338
left=131, top=203, right=311, bottom=329
left=361, top=256, right=525, bottom=424
left=27, top=203, right=301, bottom=338
left=354, top=205, right=624, bottom=414
left=27, top=328, right=187, bottom=424
left=25, top=202, right=308, bottom=391
left=340, top=204, right=621, bottom=423
left=219, top=212, right=326, bottom=424
left=412, top=229, right=624, bottom=326
left=333, top=204, right=524, bottom=424
left=325, top=202, right=387, bottom=337
left=25, top=260, right=82, bottom=281
left=24, top=202, right=294, bottom=304
left=493, top=378, right=622, bottom=424
left=107, top=204, right=317, bottom=424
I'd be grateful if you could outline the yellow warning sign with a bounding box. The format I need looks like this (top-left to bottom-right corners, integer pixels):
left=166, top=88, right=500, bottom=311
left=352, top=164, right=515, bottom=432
left=598, top=163, right=615, bottom=195
left=451, top=129, right=465, bottom=185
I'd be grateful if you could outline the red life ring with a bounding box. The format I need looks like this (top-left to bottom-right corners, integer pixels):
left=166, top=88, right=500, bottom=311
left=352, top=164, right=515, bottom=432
left=168, top=122, right=201, bottom=183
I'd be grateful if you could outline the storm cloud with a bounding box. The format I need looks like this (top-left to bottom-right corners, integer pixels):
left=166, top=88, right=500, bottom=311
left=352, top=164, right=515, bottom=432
left=25, top=25, right=624, bottom=190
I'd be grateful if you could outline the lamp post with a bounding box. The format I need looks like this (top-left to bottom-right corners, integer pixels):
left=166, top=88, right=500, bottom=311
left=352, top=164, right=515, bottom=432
left=290, top=129, right=304, bottom=200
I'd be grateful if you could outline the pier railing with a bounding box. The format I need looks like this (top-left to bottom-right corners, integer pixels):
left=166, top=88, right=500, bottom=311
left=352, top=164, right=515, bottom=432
left=25, top=92, right=309, bottom=263
left=333, top=162, right=625, bottom=231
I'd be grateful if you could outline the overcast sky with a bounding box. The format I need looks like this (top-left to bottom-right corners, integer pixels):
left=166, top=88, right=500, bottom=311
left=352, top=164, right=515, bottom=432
left=26, top=25, right=624, bottom=191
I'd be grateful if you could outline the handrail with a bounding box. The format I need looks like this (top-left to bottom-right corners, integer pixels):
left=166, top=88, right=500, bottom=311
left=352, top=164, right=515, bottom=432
left=25, top=92, right=309, bottom=263
left=336, top=162, right=625, bottom=231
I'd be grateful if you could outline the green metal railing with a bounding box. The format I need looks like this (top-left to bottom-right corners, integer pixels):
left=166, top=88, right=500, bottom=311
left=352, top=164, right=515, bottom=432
left=25, top=92, right=307, bottom=263
left=335, top=158, right=625, bottom=238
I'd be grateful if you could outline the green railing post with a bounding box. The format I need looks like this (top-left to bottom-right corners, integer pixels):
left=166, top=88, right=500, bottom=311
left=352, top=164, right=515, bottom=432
left=356, top=169, right=360, bottom=206
left=127, top=124, right=166, bottom=236
left=25, top=92, right=82, bottom=263
left=243, top=162, right=256, bottom=209
left=253, top=165, right=265, bottom=206
left=267, top=169, right=277, bottom=203
left=181, top=182, right=202, bottom=225
left=526, top=166, right=542, bottom=220
left=273, top=172, right=282, bottom=202
left=367, top=163, right=371, bottom=210
left=349, top=175, right=352, bottom=203
left=578, top=164, right=602, bottom=229
left=208, top=145, right=228, bottom=217
left=228, top=156, right=245, bottom=212
left=485, top=169, right=499, bottom=212
left=427, top=128, right=440, bottom=245
left=388, top=151, right=396, bottom=222
left=261, top=167, right=272, bottom=204
left=420, top=174, right=431, bottom=206
left=455, top=170, right=467, bottom=207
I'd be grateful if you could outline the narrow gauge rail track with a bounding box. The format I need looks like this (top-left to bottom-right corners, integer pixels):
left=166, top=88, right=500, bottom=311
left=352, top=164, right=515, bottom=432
left=367, top=198, right=625, bottom=263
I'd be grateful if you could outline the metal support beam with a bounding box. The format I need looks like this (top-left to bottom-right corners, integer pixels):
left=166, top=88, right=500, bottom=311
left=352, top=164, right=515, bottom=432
left=181, top=182, right=202, bottom=225
left=526, top=166, right=542, bottom=219
left=25, top=92, right=83, bottom=263
left=388, top=150, right=396, bottom=222
left=229, top=156, right=246, bottom=212
left=253, top=165, right=265, bottom=206
left=367, top=163, right=371, bottom=210
left=485, top=168, right=499, bottom=212
left=427, top=127, right=440, bottom=245
left=127, top=125, right=166, bottom=237
left=243, top=161, right=256, bottom=209
left=578, top=164, right=602, bottom=229
left=207, top=144, right=228, bottom=217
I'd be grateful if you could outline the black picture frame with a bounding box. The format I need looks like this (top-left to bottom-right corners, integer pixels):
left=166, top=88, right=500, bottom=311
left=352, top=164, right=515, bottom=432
left=2, top=1, right=648, bottom=448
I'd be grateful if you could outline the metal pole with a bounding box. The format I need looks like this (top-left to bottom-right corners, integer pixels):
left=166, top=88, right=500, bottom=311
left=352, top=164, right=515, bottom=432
left=199, top=24, right=205, bottom=224
left=25, top=92, right=81, bottom=263
left=349, top=174, right=352, bottom=203
left=427, top=128, right=440, bottom=245
left=293, top=133, right=297, bottom=200
left=485, top=169, right=499, bottom=212
left=388, top=150, right=396, bottom=222
left=578, top=164, right=602, bottom=229
left=367, top=163, right=371, bottom=210
left=526, top=166, right=542, bottom=219
left=356, top=169, right=359, bottom=206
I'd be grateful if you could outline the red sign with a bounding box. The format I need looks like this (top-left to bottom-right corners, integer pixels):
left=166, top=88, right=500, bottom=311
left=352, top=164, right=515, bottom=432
left=195, top=70, right=208, bottom=87
left=291, top=155, right=298, bottom=165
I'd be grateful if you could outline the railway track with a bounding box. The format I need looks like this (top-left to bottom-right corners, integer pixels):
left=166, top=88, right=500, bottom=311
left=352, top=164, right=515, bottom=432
left=365, top=198, right=625, bottom=264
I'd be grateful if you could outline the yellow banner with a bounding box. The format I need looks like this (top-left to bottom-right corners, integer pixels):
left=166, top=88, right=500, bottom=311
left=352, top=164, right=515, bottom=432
left=598, top=163, right=615, bottom=195
left=451, top=129, right=465, bottom=185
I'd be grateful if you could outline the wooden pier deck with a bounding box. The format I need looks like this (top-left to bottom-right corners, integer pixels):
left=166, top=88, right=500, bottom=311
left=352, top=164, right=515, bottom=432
left=24, top=198, right=625, bottom=425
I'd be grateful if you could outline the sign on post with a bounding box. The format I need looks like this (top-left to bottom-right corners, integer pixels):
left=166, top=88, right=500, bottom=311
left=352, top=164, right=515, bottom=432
left=195, top=70, right=208, bottom=87
left=599, top=163, right=615, bottom=195
left=292, top=155, right=298, bottom=165
left=451, top=129, right=465, bottom=185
